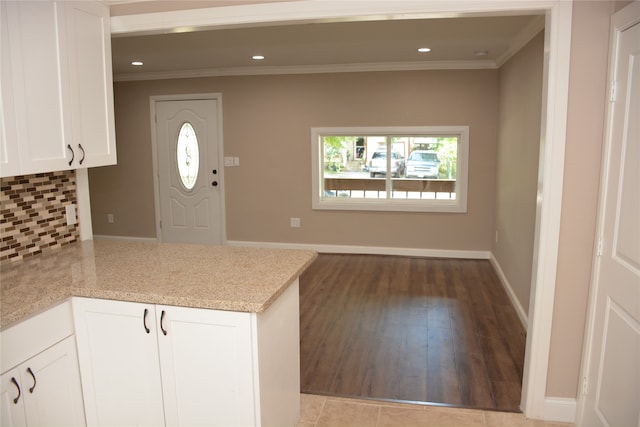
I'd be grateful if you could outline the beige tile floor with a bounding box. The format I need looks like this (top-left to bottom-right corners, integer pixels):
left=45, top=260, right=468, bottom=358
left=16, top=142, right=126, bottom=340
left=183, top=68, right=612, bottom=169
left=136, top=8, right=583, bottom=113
left=297, top=394, right=575, bottom=427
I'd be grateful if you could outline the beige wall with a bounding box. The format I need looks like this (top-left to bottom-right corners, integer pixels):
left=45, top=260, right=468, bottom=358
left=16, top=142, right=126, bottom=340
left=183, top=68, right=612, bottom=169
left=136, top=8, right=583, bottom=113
left=492, top=32, right=544, bottom=315
left=90, top=70, right=499, bottom=250
left=546, top=0, right=623, bottom=399
left=90, top=82, right=158, bottom=238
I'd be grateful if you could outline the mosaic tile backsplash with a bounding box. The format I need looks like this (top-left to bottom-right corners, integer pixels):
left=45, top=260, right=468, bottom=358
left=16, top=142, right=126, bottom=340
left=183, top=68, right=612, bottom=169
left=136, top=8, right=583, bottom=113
left=1, top=171, right=79, bottom=263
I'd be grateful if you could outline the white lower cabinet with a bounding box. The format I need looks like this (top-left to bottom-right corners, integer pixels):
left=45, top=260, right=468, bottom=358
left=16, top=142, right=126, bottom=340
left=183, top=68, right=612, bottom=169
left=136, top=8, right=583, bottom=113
left=72, top=286, right=300, bottom=427
left=72, top=299, right=166, bottom=427
left=0, top=368, right=26, bottom=427
left=0, top=302, right=85, bottom=427
left=156, top=305, right=255, bottom=427
left=0, top=337, right=86, bottom=427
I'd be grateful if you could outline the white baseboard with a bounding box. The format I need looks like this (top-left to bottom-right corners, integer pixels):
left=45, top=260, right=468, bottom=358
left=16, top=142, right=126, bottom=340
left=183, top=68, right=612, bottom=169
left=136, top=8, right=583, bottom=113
left=539, top=397, right=577, bottom=424
left=92, top=234, right=158, bottom=243
left=226, top=240, right=490, bottom=259
left=489, top=253, right=529, bottom=330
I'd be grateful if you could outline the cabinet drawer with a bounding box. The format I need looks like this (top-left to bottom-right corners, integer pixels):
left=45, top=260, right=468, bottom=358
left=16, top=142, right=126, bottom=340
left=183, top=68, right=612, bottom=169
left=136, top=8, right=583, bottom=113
left=1, top=300, right=74, bottom=373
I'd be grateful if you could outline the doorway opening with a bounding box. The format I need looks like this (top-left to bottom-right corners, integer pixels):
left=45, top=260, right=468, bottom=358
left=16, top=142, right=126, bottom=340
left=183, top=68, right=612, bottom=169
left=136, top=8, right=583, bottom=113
left=106, top=2, right=572, bottom=417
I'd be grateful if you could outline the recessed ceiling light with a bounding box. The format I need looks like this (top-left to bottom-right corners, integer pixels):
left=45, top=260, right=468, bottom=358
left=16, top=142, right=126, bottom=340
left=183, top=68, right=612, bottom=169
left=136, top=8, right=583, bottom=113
left=417, top=47, right=431, bottom=53
left=131, top=61, right=144, bottom=66
left=252, top=55, right=265, bottom=60
left=474, top=50, right=489, bottom=57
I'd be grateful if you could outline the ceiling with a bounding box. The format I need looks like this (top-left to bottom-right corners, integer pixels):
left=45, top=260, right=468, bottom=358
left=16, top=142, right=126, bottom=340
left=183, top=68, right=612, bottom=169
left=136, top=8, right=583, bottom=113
left=110, top=11, right=544, bottom=81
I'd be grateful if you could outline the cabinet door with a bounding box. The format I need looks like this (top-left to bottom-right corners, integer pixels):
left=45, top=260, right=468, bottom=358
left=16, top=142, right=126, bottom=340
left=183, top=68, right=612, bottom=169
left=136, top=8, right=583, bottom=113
left=22, top=336, right=86, bottom=427
left=73, top=298, right=165, bottom=427
left=156, top=306, right=256, bottom=427
left=5, top=0, right=73, bottom=175
left=0, top=369, right=27, bottom=427
left=65, top=1, right=116, bottom=169
left=0, top=1, right=20, bottom=178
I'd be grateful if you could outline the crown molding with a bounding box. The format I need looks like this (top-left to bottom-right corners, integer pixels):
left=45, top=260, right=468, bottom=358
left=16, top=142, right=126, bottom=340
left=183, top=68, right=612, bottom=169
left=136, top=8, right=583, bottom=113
left=496, top=14, right=546, bottom=67
left=114, top=59, right=497, bottom=82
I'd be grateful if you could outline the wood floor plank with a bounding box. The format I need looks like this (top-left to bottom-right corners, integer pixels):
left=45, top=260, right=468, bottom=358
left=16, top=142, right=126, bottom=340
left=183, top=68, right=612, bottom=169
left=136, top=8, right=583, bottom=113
left=299, top=254, right=526, bottom=412
left=395, top=327, right=428, bottom=401
left=426, top=327, right=462, bottom=405
left=455, top=351, right=495, bottom=408
left=491, top=380, right=523, bottom=411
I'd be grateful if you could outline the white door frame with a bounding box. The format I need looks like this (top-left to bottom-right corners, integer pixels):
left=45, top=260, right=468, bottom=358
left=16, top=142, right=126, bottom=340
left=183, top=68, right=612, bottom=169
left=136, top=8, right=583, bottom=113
left=149, top=93, right=226, bottom=244
left=110, top=1, right=573, bottom=420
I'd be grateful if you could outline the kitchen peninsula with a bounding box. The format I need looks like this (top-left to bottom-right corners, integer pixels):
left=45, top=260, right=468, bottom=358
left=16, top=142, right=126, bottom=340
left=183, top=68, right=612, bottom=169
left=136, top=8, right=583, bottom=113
left=1, top=240, right=317, bottom=427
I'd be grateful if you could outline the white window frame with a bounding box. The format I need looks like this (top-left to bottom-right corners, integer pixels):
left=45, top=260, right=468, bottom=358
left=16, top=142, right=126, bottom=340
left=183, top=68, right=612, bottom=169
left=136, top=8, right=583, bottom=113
left=311, top=126, right=469, bottom=213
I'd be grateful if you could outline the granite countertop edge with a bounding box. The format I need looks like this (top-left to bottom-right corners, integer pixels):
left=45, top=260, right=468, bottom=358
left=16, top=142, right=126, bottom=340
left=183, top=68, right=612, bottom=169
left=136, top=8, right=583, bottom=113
left=1, top=240, right=318, bottom=330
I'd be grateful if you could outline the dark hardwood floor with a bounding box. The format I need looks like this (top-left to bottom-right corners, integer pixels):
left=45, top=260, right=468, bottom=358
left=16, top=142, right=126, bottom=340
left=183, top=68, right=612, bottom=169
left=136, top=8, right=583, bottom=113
left=299, top=254, right=526, bottom=412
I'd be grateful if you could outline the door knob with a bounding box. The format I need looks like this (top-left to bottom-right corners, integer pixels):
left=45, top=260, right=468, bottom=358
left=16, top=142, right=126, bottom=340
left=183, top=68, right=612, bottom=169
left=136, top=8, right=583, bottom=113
left=212, top=181, right=218, bottom=187
left=212, top=169, right=217, bottom=175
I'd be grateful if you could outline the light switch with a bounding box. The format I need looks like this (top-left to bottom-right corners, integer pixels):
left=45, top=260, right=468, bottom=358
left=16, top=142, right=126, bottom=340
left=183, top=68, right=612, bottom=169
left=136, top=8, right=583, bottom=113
left=224, top=157, right=234, bottom=167
left=234, top=157, right=240, bottom=166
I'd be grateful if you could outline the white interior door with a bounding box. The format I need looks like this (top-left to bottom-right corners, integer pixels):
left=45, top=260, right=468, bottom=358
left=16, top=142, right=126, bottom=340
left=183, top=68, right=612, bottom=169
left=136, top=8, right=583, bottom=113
left=156, top=98, right=222, bottom=245
left=578, top=4, right=640, bottom=426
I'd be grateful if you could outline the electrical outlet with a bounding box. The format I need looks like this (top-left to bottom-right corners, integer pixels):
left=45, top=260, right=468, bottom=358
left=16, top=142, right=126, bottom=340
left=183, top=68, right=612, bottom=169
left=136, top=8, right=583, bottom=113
left=107, top=213, right=114, bottom=224
left=290, top=217, right=301, bottom=228
left=65, top=204, right=77, bottom=226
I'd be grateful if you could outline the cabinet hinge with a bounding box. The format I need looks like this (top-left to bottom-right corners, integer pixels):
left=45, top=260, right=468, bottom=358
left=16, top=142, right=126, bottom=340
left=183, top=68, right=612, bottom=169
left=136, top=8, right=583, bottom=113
left=610, top=81, right=617, bottom=102
left=582, top=376, right=588, bottom=396
left=597, top=238, right=603, bottom=257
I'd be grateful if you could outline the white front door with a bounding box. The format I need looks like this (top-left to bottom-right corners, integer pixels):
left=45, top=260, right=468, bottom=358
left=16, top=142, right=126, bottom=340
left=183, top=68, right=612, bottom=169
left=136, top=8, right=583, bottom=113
left=155, top=98, right=223, bottom=245
left=577, top=4, right=640, bottom=426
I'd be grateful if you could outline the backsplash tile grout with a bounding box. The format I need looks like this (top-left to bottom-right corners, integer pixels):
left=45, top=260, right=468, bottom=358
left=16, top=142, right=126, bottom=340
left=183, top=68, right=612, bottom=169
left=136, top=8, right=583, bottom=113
left=1, top=171, right=79, bottom=264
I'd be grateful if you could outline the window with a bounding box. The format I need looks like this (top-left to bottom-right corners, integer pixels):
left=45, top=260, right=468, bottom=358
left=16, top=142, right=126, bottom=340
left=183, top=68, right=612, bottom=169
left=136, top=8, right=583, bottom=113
left=176, top=122, right=199, bottom=190
left=311, top=126, right=469, bottom=212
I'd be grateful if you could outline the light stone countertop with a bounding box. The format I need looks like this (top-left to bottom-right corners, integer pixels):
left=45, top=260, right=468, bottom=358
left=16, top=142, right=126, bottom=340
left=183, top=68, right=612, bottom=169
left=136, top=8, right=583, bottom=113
left=0, top=240, right=317, bottom=330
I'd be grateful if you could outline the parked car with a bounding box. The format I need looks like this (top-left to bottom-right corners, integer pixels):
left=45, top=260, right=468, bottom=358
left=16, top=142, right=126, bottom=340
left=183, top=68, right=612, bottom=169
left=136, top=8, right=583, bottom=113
left=405, top=150, right=440, bottom=179
left=369, top=149, right=405, bottom=177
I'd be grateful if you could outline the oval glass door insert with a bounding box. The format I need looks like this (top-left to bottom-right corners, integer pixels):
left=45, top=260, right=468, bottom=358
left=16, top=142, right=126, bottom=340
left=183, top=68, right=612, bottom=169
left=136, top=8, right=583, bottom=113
left=176, top=122, right=200, bottom=190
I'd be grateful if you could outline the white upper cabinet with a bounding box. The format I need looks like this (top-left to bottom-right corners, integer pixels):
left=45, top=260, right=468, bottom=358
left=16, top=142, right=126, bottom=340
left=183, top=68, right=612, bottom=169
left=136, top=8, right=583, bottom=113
left=0, top=0, right=116, bottom=178
left=0, top=2, right=20, bottom=178
left=65, top=1, right=116, bottom=169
